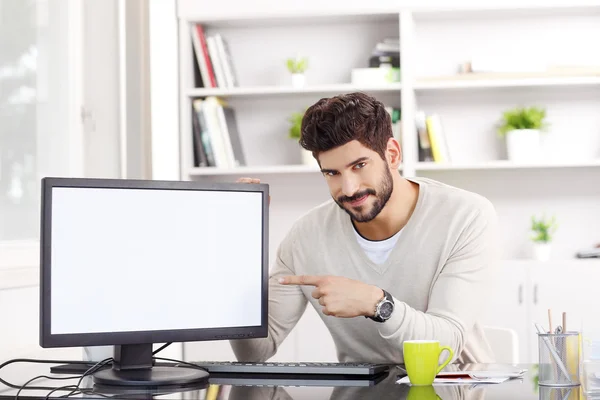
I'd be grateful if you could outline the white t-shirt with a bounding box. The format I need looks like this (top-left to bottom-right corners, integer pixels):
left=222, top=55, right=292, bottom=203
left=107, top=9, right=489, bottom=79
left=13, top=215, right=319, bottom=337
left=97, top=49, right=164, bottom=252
left=353, top=226, right=402, bottom=264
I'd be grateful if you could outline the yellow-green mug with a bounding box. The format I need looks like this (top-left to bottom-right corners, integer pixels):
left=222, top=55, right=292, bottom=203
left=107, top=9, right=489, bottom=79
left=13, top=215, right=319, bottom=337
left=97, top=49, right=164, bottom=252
left=403, top=340, right=454, bottom=386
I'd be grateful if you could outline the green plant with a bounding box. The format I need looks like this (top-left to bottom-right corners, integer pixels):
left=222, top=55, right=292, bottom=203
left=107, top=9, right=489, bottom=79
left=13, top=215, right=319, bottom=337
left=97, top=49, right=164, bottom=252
left=286, top=57, right=308, bottom=74
left=531, top=214, right=558, bottom=243
left=497, top=106, right=548, bottom=136
left=288, top=110, right=304, bottom=139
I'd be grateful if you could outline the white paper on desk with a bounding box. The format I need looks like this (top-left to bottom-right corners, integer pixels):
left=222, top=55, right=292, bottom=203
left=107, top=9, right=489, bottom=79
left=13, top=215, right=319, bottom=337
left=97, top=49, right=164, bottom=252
left=396, top=376, right=509, bottom=385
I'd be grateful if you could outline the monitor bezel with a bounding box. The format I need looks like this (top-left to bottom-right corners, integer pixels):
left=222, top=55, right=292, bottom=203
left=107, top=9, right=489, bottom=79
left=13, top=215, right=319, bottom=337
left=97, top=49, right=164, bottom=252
left=39, top=177, right=269, bottom=348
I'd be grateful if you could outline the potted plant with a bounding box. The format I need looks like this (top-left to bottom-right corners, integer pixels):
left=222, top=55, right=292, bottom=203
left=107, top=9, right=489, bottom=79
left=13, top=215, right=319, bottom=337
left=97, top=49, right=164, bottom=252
left=286, top=56, right=308, bottom=88
left=288, top=110, right=316, bottom=166
left=530, top=214, right=557, bottom=261
left=497, top=106, right=548, bottom=163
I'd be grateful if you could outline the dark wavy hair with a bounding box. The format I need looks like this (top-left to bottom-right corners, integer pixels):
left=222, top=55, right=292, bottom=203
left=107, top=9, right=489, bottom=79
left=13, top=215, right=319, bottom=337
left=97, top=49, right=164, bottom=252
left=299, top=92, right=393, bottom=160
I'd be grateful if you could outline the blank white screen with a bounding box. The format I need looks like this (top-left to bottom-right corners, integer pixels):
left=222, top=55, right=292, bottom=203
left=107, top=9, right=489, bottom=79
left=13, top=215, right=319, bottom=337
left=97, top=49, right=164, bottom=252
left=50, top=186, right=263, bottom=335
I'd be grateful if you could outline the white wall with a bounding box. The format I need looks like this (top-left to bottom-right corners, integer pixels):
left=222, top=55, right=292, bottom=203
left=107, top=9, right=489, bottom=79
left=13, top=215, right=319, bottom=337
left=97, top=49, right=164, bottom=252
left=148, top=0, right=180, bottom=181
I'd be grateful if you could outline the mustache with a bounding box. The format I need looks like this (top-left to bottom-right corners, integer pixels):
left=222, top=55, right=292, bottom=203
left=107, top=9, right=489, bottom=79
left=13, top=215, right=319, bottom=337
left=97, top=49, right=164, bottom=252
left=338, top=189, right=376, bottom=203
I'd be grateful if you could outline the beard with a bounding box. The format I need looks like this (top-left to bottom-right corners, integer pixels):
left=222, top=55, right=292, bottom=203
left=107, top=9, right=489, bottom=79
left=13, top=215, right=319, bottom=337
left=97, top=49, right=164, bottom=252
left=334, top=167, right=394, bottom=223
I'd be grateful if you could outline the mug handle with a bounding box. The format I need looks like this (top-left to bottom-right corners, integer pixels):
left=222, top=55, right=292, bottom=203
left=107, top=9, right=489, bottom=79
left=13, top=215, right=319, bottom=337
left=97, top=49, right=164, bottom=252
left=436, top=346, right=454, bottom=375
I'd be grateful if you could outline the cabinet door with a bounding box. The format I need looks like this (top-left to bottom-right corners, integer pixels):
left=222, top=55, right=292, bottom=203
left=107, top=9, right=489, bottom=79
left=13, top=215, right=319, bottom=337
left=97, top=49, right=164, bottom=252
left=528, top=260, right=600, bottom=363
left=478, top=261, right=531, bottom=363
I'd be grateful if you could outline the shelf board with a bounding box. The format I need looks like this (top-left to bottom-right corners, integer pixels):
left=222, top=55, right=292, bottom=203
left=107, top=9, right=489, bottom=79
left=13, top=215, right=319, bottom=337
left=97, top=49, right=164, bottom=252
left=183, top=9, right=400, bottom=28
left=189, top=163, right=405, bottom=176
left=416, top=159, right=600, bottom=171
left=186, top=83, right=402, bottom=98
left=189, top=164, right=322, bottom=176
left=411, top=5, right=600, bottom=21
left=415, top=75, right=600, bottom=91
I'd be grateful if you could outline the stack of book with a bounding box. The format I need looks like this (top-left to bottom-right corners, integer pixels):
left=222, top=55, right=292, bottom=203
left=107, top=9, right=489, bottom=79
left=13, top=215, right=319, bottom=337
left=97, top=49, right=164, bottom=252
left=191, top=96, right=245, bottom=168
left=415, top=110, right=451, bottom=163
left=369, top=38, right=400, bottom=69
left=190, top=24, right=238, bottom=89
left=350, top=38, right=400, bottom=84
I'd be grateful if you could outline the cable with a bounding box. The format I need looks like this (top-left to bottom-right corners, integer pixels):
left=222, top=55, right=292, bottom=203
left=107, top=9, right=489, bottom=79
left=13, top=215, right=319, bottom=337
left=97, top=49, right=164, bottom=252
left=152, top=342, right=172, bottom=355
left=12, top=358, right=113, bottom=400
left=0, top=358, right=96, bottom=392
left=55, top=358, right=113, bottom=399
left=2, top=345, right=186, bottom=399
left=152, top=356, right=209, bottom=373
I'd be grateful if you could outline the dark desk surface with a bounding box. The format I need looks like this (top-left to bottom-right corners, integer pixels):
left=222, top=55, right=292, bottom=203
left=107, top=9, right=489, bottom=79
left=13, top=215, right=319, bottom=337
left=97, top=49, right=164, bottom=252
left=0, top=362, right=588, bottom=399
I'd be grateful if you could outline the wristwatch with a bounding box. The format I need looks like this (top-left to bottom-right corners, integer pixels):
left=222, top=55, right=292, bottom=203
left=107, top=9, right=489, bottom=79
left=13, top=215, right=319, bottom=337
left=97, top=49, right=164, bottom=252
left=368, top=289, right=395, bottom=323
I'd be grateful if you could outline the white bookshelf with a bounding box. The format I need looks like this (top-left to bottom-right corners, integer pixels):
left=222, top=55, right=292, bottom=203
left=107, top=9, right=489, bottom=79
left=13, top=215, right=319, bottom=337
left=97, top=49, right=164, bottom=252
left=175, top=2, right=600, bottom=246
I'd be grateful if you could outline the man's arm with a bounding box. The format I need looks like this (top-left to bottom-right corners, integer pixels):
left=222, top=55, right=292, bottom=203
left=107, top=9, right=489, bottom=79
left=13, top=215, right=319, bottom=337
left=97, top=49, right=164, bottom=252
left=376, top=201, right=498, bottom=361
left=230, top=229, right=308, bottom=362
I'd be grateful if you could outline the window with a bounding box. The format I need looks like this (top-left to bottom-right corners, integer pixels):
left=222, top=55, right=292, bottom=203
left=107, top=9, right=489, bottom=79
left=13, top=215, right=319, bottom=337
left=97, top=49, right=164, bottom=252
left=0, top=0, right=83, bottom=271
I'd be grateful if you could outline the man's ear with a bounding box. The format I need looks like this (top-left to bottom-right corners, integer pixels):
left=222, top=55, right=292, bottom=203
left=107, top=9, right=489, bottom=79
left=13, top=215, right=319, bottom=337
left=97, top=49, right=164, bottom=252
left=386, top=137, right=402, bottom=168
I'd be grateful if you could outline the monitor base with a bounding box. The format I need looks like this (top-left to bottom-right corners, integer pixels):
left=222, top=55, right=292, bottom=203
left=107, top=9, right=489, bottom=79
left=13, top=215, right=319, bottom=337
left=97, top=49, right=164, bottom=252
left=92, top=366, right=209, bottom=388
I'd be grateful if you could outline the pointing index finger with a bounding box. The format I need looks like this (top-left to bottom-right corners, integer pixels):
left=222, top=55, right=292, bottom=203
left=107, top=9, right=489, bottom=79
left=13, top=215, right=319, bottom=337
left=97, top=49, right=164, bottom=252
left=279, top=275, right=322, bottom=286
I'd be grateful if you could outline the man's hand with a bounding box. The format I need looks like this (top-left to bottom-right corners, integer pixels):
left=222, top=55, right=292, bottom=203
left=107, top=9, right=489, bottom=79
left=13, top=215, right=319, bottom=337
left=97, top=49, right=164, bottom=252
left=236, top=177, right=270, bottom=204
left=236, top=177, right=261, bottom=184
left=279, top=275, right=384, bottom=318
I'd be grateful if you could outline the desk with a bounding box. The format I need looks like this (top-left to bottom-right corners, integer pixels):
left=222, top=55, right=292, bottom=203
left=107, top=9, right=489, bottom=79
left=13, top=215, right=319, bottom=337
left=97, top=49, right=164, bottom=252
left=0, top=363, right=587, bottom=399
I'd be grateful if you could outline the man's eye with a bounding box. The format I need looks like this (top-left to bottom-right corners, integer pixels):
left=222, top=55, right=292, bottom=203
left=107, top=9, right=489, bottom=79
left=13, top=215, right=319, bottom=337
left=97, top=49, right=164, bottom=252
left=323, top=171, right=337, bottom=177
left=354, top=162, right=366, bottom=169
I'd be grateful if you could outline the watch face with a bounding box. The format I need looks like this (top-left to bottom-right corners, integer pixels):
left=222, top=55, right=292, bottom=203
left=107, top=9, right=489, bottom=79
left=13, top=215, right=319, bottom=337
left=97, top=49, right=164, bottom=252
left=379, top=301, right=394, bottom=319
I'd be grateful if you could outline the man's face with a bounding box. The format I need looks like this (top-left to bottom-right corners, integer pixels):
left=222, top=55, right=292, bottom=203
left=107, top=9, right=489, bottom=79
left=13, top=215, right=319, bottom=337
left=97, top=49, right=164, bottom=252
left=318, top=140, right=393, bottom=223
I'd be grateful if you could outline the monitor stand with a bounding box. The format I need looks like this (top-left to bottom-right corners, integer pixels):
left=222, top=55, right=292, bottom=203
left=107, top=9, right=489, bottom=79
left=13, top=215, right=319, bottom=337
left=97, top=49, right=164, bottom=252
left=92, top=343, right=209, bottom=388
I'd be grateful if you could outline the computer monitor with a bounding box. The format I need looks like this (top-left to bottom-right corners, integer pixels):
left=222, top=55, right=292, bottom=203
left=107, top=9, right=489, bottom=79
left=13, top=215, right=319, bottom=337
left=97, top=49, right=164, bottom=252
left=39, top=177, right=269, bottom=388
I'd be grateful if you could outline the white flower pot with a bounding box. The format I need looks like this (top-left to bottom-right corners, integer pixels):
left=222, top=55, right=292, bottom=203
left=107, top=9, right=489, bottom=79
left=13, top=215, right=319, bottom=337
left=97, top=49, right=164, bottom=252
left=301, top=149, right=318, bottom=167
left=505, top=129, right=541, bottom=163
left=532, top=242, right=552, bottom=261
left=291, top=73, right=306, bottom=88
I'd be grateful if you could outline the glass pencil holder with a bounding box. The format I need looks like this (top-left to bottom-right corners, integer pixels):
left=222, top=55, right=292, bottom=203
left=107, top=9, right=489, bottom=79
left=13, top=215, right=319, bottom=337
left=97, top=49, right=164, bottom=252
left=538, top=332, right=580, bottom=387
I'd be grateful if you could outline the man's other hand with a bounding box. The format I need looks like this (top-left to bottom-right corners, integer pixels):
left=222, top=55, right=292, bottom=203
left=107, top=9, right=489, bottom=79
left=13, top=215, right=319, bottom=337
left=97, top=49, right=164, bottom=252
left=279, top=275, right=384, bottom=318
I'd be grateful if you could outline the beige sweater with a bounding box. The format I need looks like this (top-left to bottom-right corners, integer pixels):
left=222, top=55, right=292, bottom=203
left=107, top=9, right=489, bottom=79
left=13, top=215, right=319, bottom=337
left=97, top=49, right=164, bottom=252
left=231, top=177, right=498, bottom=364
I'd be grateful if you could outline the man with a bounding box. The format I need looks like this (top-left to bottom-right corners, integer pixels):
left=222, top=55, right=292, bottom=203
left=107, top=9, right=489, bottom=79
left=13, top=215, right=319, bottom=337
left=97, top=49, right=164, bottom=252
left=233, top=92, right=497, bottom=364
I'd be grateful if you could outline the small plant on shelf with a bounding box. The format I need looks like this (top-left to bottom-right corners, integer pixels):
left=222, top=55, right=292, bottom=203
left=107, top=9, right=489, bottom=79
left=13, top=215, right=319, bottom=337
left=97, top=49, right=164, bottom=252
left=530, top=214, right=558, bottom=261
left=286, top=56, right=308, bottom=88
left=286, top=56, right=308, bottom=74
left=287, top=110, right=304, bottom=140
left=497, top=106, right=548, bottom=136
left=496, top=106, right=548, bottom=163
left=287, top=110, right=316, bottom=167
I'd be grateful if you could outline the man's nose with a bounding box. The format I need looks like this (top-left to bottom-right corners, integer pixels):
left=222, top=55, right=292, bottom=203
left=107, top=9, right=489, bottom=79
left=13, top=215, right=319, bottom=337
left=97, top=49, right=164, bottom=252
left=341, top=175, right=359, bottom=197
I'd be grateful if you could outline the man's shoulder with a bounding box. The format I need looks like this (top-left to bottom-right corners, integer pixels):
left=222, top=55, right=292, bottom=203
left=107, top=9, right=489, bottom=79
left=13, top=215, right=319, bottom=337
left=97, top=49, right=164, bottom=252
left=414, top=177, right=496, bottom=218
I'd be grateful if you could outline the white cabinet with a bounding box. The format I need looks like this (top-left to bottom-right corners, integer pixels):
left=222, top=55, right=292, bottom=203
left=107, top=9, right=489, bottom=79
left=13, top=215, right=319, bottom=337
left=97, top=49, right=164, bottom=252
left=480, top=262, right=531, bottom=363
left=480, top=260, right=600, bottom=364
left=528, top=261, right=600, bottom=363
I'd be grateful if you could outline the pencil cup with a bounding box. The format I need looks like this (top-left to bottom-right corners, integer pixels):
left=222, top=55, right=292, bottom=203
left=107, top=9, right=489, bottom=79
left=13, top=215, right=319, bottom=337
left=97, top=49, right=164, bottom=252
left=538, top=332, right=580, bottom=387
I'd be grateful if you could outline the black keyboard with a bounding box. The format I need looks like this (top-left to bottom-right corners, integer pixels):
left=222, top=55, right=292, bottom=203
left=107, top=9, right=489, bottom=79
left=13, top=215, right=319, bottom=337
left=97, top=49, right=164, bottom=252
left=50, top=360, right=389, bottom=377
left=191, top=361, right=389, bottom=376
